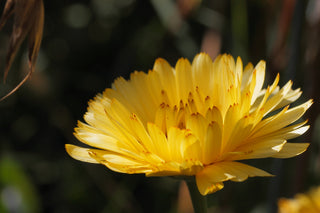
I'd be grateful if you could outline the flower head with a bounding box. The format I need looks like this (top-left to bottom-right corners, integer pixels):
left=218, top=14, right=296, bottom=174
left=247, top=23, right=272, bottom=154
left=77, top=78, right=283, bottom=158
left=66, top=53, right=312, bottom=195
left=278, top=186, right=320, bottom=213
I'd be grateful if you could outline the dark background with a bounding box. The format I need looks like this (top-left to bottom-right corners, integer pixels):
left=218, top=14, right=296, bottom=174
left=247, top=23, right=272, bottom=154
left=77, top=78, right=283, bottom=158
left=0, top=0, right=319, bottom=212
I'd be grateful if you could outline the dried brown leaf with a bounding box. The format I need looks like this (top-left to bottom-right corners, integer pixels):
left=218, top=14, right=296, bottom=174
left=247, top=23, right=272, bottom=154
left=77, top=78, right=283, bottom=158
left=28, top=0, right=44, bottom=73
left=0, top=0, right=14, bottom=30
left=0, top=0, right=44, bottom=101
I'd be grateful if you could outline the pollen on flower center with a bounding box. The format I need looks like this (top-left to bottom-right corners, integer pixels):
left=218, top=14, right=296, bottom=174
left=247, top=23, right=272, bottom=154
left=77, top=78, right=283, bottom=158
left=156, top=89, right=221, bottom=134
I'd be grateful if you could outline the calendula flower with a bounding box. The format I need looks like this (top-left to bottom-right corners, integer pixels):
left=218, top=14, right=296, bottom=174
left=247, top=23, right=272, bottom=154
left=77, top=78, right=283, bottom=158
left=66, top=53, right=312, bottom=196
left=278, top=186, right=320, bottom=213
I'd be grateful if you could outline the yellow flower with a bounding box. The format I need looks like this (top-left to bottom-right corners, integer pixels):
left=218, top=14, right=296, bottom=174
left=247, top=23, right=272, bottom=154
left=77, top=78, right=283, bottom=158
left=278, top=186, right=320, bottom=213
left=65, top=53, right=312, bottom=195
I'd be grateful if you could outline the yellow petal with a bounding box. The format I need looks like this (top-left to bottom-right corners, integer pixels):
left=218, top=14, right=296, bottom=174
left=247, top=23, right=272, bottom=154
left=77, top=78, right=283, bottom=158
left=235, top=56, right=243, bottom=87
left=262, top=78, right=291, bottom=116
left=153, top=58, right=178, bottom=105
left=111, top=77, right=139, bottom=113
left=74, top=121, right=123, bottom=152
left=104, top=98, right=133, bottom=133
left=241, top=62, right=254, bottom=91
left=250, top=75, right=279, bottom=117
left=183, top=139, right=202, bottom=163
left=186, top=112, right=208, bottom=142
left=252, top=100, right=313, bottom=138
left=174, top=128, right=199, bottom=162
left=146, top=167, right=181, bottom=177
left=273, top=88, right=302, bottom=111
left=205, top=106, right=223, bottom=127
left=271, top=125, right=309, bottom=140
left=175, top=58, right=193, bottom=102
left=227, top=139, right=286, bottom=160
left=203, top=121, right=222, bottom=164
left=129, top=71, right=158, bottom=120
left=196, top=161, right=271, bottom=195
left=110, top=72, right=156, bottom=123
left=251, top=60, right=266, bottom=104
left=96, top=153, right=154, bottom=174
left=147, top=122, right=170, bottom=160
left=250, top=120, right=309, bottom=142
left=101, top=99, right=159, bottom=155
left=272, top=143, right=309, bottom=158
left=196, top=179, right=224, bottom=196
left=146, top=70, right=164, bottom=106
left=84, top=95, right=112, bottom=129
left=154, top=103, right=168, bottom=134
left=154, top=102, right=184, bottom=134
left=65, top=144, right=100, bottom=164
left=240, top=86, right=254, bottom=115
left=213, top=161, right=272, bottom=182
left=222, top=104, right=242, bottom=152
left=223, top=115, right=254, bottom=153
left=168, top=127, right=191, bottom=162
left=191, top=53, right=213, bottom=96
left=65, top=144, right=156, bottom=174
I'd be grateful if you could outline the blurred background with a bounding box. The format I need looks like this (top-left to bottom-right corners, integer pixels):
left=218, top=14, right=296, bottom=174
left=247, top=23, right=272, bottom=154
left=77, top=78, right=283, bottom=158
left=0, top=0, right=319, bottom=212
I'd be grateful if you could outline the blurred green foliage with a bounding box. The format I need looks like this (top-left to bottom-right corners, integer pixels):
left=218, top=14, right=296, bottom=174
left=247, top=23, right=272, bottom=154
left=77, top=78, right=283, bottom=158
left=0, top=0, right=319, bottom=212
left=0, top=155, right=40, bottom=213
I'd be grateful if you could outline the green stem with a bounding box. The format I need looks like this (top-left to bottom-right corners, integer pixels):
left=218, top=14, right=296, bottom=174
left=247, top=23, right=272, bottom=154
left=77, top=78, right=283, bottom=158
left=186, top=179, right=207, bottom=213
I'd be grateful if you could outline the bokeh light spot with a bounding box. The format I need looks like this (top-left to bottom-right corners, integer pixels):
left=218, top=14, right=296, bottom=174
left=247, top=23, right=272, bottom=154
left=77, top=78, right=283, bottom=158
left=64, top=4, right=91, bottom=29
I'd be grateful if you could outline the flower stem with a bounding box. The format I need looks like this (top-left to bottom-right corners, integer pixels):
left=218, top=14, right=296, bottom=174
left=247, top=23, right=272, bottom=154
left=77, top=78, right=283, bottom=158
left=186, top=179, right=207, bottom=213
